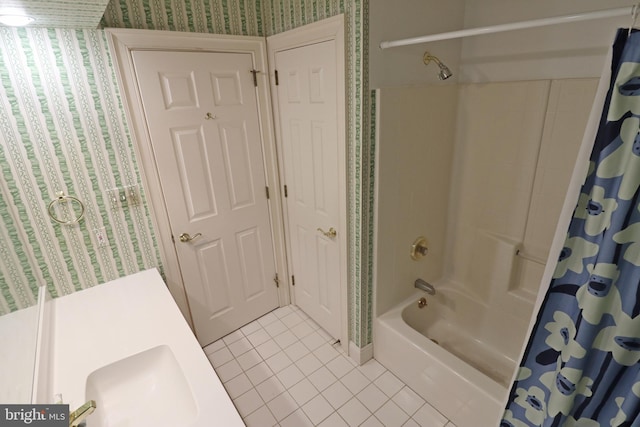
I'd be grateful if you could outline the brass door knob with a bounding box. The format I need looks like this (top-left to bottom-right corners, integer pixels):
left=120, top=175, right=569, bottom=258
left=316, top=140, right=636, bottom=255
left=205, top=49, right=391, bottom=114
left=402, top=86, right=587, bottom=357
left=317, top=227, right=337, bottom=238
left=179, top=232, right=202, bottom=243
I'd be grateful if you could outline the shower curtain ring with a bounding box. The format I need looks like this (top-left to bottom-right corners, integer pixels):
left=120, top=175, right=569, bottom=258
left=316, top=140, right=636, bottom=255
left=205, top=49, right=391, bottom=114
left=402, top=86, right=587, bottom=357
left=629, top=3, right=639, bottom=36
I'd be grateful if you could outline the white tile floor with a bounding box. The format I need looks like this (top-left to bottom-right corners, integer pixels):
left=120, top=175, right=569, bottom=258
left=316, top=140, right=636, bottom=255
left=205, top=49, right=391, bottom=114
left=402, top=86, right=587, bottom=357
left=204, top=305, right=456, bottom=427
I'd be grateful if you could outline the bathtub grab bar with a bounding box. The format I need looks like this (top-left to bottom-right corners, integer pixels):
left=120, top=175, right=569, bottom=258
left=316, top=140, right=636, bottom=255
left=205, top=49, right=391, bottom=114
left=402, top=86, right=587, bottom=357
left=515, top=249, right=546, bottom=265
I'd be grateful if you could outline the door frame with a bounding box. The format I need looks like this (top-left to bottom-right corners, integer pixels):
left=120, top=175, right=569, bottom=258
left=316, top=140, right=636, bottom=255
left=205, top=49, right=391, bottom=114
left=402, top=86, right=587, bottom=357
left=267, top=15, right=349, bottom=352
left=107, top=29, right=289, bottom=327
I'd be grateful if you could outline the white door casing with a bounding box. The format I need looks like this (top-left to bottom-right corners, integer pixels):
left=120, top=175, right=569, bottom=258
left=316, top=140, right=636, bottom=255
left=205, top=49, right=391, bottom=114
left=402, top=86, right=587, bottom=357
left=267, top=16, right=348, bottom=344
left=107, top=30, right=289, bottom=339
left=132, top=50, right=279, bottom=346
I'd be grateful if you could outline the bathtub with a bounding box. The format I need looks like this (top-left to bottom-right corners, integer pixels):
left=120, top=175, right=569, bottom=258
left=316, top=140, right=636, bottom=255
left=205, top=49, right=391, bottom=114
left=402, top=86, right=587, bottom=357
left=374, top=285, right=527, bottom=427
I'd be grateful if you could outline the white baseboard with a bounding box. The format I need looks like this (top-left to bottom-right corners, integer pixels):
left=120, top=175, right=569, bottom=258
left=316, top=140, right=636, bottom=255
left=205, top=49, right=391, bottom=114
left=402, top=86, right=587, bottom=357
left=348, top=341, right=374, bottom=365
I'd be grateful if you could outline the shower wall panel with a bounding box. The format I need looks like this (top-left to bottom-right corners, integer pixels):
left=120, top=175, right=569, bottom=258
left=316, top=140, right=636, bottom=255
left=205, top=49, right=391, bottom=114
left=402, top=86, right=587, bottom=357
left=447, top=80, right=550, bottom=302
left=375, top=85, right=458, bottom=316
left=446, top=78, right=598, bottom=309
left=516, top=78, right=598, bottom=296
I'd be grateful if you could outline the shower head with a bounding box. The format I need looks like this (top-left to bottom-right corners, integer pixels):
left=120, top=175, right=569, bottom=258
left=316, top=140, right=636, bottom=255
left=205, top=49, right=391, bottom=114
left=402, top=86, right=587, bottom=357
left=423, top=51, right=453, bottom=81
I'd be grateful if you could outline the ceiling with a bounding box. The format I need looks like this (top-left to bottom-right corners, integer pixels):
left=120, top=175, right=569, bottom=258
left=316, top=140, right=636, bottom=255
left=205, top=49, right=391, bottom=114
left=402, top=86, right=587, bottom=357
left=0, top=0, right=110, bottom=29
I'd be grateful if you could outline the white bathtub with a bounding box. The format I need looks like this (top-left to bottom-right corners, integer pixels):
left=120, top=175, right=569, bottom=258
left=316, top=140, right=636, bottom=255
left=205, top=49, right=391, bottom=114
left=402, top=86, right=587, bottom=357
left=374, top=286, right=522, bottom=427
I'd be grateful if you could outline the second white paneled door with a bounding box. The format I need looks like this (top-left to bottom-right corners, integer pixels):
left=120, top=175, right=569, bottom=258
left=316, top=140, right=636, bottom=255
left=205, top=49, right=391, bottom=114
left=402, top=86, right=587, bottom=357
left=270, top=23, right=346, bottom=341
left=132, top=50, right=279, bottom=346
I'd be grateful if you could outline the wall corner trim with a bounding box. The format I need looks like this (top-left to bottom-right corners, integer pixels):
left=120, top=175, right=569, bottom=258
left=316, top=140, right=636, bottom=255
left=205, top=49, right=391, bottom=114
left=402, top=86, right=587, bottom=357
left=349, top=340, right=374, bottom=366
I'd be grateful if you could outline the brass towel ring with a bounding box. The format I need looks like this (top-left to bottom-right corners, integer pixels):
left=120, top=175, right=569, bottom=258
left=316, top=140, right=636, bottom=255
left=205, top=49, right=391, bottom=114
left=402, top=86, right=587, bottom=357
left=48, top=192, right=85, bottom=225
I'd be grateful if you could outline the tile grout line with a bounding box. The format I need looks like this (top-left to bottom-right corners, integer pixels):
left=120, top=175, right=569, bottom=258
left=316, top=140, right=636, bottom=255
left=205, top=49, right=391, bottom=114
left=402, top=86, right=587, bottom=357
left=247, top=307, right=338, bottom=424
left=204, top=305, right=453, bottom=427
left=209, top=306, right=340, bottom=424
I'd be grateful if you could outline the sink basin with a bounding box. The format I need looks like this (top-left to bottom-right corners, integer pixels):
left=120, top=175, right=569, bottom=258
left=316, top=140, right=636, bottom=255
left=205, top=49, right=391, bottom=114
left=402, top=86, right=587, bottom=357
left=85, top=345, right=198, bottom=427
left=40, top=270, right=243, bottom=426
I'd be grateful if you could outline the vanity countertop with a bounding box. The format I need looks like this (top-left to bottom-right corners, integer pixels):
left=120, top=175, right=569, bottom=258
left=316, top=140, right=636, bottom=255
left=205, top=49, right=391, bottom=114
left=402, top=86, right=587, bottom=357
left=43, top=268, right=243, bottom=427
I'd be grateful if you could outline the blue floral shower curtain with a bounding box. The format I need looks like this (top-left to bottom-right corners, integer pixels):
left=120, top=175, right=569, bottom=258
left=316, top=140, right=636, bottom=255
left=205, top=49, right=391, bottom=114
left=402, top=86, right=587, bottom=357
left=503, top=29, right=640, bottom=427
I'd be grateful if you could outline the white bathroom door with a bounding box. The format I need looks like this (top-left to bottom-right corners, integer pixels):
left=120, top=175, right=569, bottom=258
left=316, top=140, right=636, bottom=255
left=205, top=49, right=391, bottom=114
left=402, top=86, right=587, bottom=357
left=273, top=40, right=343, bottom=339
left=132, top=50, right=279, bottom=346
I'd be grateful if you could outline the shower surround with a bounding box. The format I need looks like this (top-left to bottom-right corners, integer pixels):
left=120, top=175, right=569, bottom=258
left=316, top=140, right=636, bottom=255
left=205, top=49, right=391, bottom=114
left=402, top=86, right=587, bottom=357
left=373, top=78, right=598, bottom=427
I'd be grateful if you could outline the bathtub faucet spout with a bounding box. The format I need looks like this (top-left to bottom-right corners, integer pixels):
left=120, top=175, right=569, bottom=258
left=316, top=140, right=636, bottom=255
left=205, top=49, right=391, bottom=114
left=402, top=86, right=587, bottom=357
left=415, top=278, right=436, bottom=295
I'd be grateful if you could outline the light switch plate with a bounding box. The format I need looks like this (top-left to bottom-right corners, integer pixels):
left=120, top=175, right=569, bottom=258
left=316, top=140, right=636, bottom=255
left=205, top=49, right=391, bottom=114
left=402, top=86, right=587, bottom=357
left=124, top=185, right=140, bottom=207
left=106, top=188, right=120, bottom=210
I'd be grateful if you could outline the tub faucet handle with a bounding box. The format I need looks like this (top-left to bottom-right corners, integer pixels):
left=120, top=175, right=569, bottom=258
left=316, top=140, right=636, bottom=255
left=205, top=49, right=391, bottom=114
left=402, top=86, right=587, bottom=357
left=410, top=236, right=429, bottom=260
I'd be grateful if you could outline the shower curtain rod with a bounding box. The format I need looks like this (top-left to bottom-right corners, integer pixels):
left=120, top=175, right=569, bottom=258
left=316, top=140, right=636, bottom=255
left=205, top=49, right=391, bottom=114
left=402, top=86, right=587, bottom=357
left=379, top=5, right=635, bottom=49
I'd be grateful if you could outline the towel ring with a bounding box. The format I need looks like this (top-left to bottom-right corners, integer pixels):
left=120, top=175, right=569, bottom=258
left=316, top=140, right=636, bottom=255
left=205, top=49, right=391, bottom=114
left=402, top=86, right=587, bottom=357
left=48, top=192, right=85, bottom=225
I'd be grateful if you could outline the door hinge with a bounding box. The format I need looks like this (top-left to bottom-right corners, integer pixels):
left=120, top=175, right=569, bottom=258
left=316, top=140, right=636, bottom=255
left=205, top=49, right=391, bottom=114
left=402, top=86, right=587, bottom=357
left=274, top=273, right=280, bottom=288
left=284, top=185, right=288, bottom=198
left=266, top=186, right=270, bottom=199
left=291, top=275, right=295, bottom=286
left=171, top=234, right=175, bottom=243
left=250, top=69, right=259, bottom=87
left=275, top=69, right=279, bottom=86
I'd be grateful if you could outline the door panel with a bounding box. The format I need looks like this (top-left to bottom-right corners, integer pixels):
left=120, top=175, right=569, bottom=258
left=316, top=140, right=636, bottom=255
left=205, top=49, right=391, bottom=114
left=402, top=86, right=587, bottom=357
left=220, top=123, right=255, bottom=209
left=172, top=126, right=218, bottom=220
left=159, top=72, right=199, bottom=109
left=132, top=50, right=279, bottom=346
left=275, top=41, right=341, bottom=338
left=198, top=240, right=231, bottom=315
left=211, top=72, right=244, bottom=105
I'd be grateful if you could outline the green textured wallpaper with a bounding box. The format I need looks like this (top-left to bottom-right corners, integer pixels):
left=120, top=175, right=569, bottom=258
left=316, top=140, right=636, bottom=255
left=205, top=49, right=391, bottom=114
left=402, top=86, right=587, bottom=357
left=102, top=0, right=265, bottom=35
left=1, top=0, right=373, bottom=348
left=0, top=27, right=161, bottom=315
left=263, top=0, right=344, bottom=35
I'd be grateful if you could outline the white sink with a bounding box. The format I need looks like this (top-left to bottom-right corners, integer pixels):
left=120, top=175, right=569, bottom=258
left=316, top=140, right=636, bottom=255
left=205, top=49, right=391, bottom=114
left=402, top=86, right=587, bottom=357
left=37, top=269, right=243, bottom=427
left=85, top=345, right=198, bottom=427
